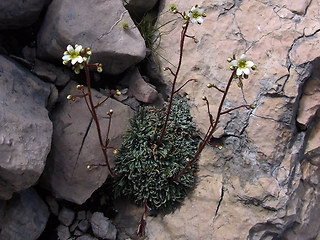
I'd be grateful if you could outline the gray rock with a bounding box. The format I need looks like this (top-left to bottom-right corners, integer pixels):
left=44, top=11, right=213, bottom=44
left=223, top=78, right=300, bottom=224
left=32, top=59, right=72, bottom=87
left=45, top=195, right=59, bottom=216
left=41, top=81, right=134, bottom=204
left=0, top=55, right=52, bottom=200
left=37, top=0, right=146, bottom=75
left=90, top=212, right=117, bottom=240
left=57, top=224, right=71, bottom=240
left=127, top=68, right=158, bottom=103
left=0, top=188, right=49, bottom=240
left=58, top=207, right=75, bottom=226
left=76, top=234, right=98, bottom=240
left=77, top=210, right=86, bottom=220
left=78, top=219, right=90, bottom=233
left=0, top=0, right=49, bottom=30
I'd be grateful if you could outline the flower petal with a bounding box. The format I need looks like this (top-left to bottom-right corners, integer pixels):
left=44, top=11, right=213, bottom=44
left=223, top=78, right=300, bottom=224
left=239, top=54, right=246, bottom=60
left=190, top=6, right=196, bottom=12
left=76, top=56, right=83, bottom=63
left=71, top=58, right=77, bottom=65
left=197, top=17, right=203, bottom=24
left=67, top=45, right=74, bottom=52
left=236, top=68, right=243, bottom=76
left=231, top=60, right=238, bottom=66
left=62, top=55, right=71, bottom=61
left=190, top=18, right=197, bottom=24
left=243, top=67, right=250, bottom=75
left=75, top=45, right=82, bottom=53
left=246, top=61, right=254, bottom=68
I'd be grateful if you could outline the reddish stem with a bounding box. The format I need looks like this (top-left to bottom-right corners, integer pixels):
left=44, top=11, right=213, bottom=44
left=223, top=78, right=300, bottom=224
left=174, top=71, right=236, bottom=180
left=83, top=63, right=117, bottom=177
left=174, top=78, right=197, bottom=94
left=157, top=21, right=190, bottom=145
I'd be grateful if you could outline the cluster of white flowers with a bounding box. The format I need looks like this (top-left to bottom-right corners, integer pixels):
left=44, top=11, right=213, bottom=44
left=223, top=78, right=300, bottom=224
left=230, top=54, right=256, bottom=78
left=62, top=44, right=84, bottom=65
left=188, top=5, right=206, bottom=24
left=62, top=44, right=96, bottom=74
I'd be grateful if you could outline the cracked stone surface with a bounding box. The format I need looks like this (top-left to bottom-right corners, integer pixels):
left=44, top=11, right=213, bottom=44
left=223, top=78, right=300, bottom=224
left=114, top=0, right=320, bottom=239
left=41, top=81, right=134, bottom=204
left=37, top=0, right=146, bottom=75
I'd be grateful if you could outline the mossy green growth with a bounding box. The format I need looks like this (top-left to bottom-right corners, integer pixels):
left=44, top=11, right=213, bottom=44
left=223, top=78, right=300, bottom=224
left=113, top=98, right=199, bottom=212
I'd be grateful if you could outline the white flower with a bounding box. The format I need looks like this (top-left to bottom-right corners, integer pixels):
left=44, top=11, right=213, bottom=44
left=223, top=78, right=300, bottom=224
left=62, top=44, right=84, bottom=65
left=187, top=5, right=205, bottom=24
left=231, top=54, right=255, bottom=76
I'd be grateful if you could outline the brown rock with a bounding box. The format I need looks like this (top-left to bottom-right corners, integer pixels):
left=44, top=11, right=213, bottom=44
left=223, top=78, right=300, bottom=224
left=127, top=68, right=159, bottom=103
left=113, top=0, right=320, bottom=239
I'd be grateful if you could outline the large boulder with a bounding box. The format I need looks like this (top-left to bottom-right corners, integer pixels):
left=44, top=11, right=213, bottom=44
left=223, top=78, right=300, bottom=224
left=0, top=0, right=50, bottom=30
left=0, top=188, right=50, bottom=240
left=114, top=0, right=320, bottom=239
left=42, top=81, right=134, bottom=204
left=37, top=0, right=146, bottom=75
left=0, top=55, right=52, bottom=200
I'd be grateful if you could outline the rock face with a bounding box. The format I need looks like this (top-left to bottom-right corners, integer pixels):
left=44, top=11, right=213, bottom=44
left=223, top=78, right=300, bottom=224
left=42, top=81, right=134, bottom=204
left=127, top=68, right=159, bottom=103
left=90, top=212, right=117, bottom=240
left=0, top=188, right=49, bottom=240
left=0, top=55, right=52, bottom=200
left=37, top=0, right=146, bottom=75
left=114, top=0, right=320, bottom=239
left=124, top=0, right=159, bottom=19
left=0, top=0, right=50, bottom=30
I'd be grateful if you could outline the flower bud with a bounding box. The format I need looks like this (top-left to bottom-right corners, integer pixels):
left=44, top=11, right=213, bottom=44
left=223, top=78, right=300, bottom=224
left=63, top=61, right=68, bottom=65
left=227, top=57, right=233, bottom=62
left=116, top=90, right=121, bottom=96
left=87, top=50, right=92, bottom=56
left=74, top=68, right=81, bottom=74
left=207, top=83, right=213, bottom=88
left=237, top=80, right=243, bottom=88
left=113, top=149, right=118, bottom=154
left=182, top=23, right=187, bottom=28
left=218, top=145, right=223, bottom=150
left=194, top=38, right=199, bottom=43
left=76, top=84, right=84, bottom=90
left=202, top=13, right=207, bottom=17
left=250, top=104, right=256, bottom=109
left=230, top=65, right=236, bottom=70
left=186, top=157, right=190, bottom=162
left=87, top=165, right=91, bottom=169
left=202, top=96, right=207, bottom=100
left=251, top=65, right=257, bottom=70
left=97, top=66, right=103, bottom=73
left=109, top=109, right=113, bottom=114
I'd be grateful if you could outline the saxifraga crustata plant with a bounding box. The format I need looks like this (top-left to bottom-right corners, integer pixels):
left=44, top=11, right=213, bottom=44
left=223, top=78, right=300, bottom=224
left=63, top=44, right=121, bottom=177
left=113, top=4, right=256, bottom=237
left=62, top=4, right=257, bottom=238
